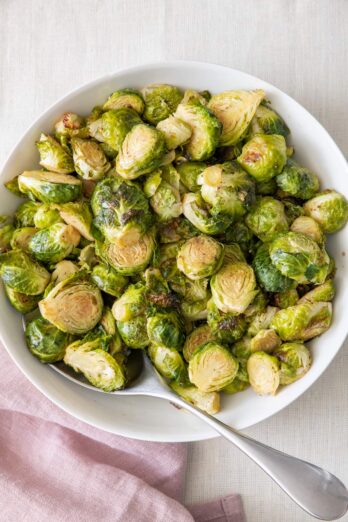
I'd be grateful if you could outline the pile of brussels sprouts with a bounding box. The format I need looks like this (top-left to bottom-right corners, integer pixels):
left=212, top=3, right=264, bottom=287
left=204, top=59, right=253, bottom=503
left=1, top=84, right=347, bottom=415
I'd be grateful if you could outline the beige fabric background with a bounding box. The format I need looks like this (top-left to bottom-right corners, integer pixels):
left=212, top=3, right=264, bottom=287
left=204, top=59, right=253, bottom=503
left=0, top=1, right=347, bottom=521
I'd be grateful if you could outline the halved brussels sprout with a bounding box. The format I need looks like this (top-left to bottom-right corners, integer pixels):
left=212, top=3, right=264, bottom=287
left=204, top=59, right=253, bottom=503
left=4, top=176, right=22, bottom=197
left=112, top=283, right=149, bottom=348
left=198, top=162, right=256, bottom=219
left=36, top=133, right=74, bottom=174
left=247, top=306, right=280, bottom=337
left=91, top=263, right=128, bottom=297
left=29, top=223, right=80, bottom=264
left=64, top=339, right=126, bottom=391
left=276, top=160, right=320, bottom=200
left=51, top=260, right=79, bottom=285
left=274, top=342, right=311, bottom=385
left=303, top=190, right=348, bottom=233
left=183, top=324, right=215, bottom=362
left=88, top=108, right=142, bottom=151
left=144, top=167, right=182, bottom=221
left=78, top=244, right=99, bottom=270
left=4, top=285, right=40, bottom=313
left=54, top=112, right=87, bottom=137
left=250, top=329, right=281, bottom=353
left=246, top=196, right=288, bottom=242
left=247, top=351, right=280, bottom=395
left=174, top=100, right=221, bottom=160
left=207, top=89, right=265, bottom=146
left=273, top=288, right=299, bottom=309
left=59, top=201, right=94, bottom=241
left=210, top=262, right=258, bottom=314
left=26, top=317, right=70, bottom=363
left=271, top=301, right=332, bottom=341
left=237, top=134, right=287, bottom=182
left=176, top=161, right=207, bottom=192
left=298, top=280, right=335, bottom=304
left=182, top=192, right=230, bottom=235
left=34, top=205, right=62, bottom=228
left=158, top=216, right=199, bottom=243
left=177, top=235, right=224, bottom=280
left=170, top=381, right=220, bottom=414
left=148, top=343, right=187, bottom=382
left=189, top=342, right=239, bottom=392
left=116, top=124, right=168, bottom=180
left=147, top=311, right=184, bottom=349
left=290, top=216, right=324, bottom=245
left=10, top=227, right=37, bottom=252
left=39, top=272, right=103, bottom=334
left=103, top=89, right=144, bottom=113
left=157, top=116, right=192, bottom=149
left=142, top=83, right=182, bottom=125
left=71, top=138, right=111, bottom=180
left=252, top=243, right=295, bottom=292
left=207, top=298, right=247, bottom=343
left=0, top=250, right=50, bottom=295
left=96, top=229, right=155, bottom=275
left=223, top=243, right=246, bottom=264
left=282, top=198, right=305, bottom=225
left=15, top=201, right=41, bottom=227
left=99, top=306, right=123, bottom=356
left=269, top=232, right=330, bottom=284
left=18, top=171, right=82, bottom=204
left=249, top=103, right=290, bottom=137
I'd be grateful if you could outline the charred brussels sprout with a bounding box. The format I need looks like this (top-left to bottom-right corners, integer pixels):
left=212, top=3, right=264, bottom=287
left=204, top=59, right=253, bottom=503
left=249, top=103, right=290, bottom=137
left=245, top=196, right=288, bottom=241
left=71, top=138, right=111, bottom=180
left=147, top=311, right=185, bottom=349
left=247, top=352, right=280, bottom=395
left=144, top=166, right=182, bottom=221
left=10, top=227, right=37, bottom=252
left=157, top=116, right=192, bottom=149
left=252, top=243, right=295, bottom=292
left=207, top=299, right=247, bottom=343
left=142, top=83, right=182, bottom=125
left=18, top=171, right=81, bottom=203
left=274, top=342, right=311, bottom=385
left=148, top=344, right=187, bottom=382
left=4, top=286, right=40, bottom=313
left=208, top=89, right=264, bottom=146
left=88, top=108, right=142, bottom=151
left=91, top=263, right=128, bottom=297
left=189, top=342, right=239, bottom=392
left=303, top=190, right=348, bottom=233
left=237, top=134, right=287, bottom=182
left=26, top=317, right=70, bottom=363
left=112, top=283, right=149, bottom=348
left=211, top=262, right=258, bottom=314
left=276, top=160, right=320, bottom=200
left=0, top=250, right=50, bottom=295
left=29, top=223, right=80, bottom=264
left=183, top=324, right=215, bottom=362
left=176, top=161, right=207, bottom=192
left=177, top=235, right=224, bottom=280
left=298, top=280, right=335, bottom=304
left=170, top=381, right=220, bottom=414
left=15, top=201, right=41, bottom=227
left=290, top=216, right=324, bottom=245
left=271, top=301, right=332, bottom=341
left=103, top=88, right=144, bottom=113
left=182, top=192, right=230, bottom=235
left=36, top=133, right=74, bottom=174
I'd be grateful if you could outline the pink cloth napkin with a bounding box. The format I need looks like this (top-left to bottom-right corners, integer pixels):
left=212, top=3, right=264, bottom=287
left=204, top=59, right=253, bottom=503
left=0, top=344, right=245, bottom=522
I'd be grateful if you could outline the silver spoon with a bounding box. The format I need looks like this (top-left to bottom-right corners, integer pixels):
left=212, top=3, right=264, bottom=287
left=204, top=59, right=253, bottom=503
left=52, top=354, right=348, bottom=520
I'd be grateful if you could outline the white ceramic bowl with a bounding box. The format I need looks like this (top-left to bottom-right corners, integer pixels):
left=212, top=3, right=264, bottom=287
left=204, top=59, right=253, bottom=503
left=1, top=61, right=347, bottom=442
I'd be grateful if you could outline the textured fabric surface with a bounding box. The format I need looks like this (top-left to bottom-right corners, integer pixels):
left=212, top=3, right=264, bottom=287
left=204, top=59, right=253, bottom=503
left=0, top=1, right=347, bottom=521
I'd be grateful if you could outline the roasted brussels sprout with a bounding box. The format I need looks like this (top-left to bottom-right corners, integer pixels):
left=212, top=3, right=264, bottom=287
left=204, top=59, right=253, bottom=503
left=54, top=112, right=87, bottom=139
left=103, top=88, right=144, bottom=113
left=183, top=324, right=215, bottom=362
left=177, top=235, right=224, bottom=280
left=182, top=89, right=210, bottom=106
left=208, top=89, right=264, bottom=146
left=181, top=296, right=210, bottom=321
left=176, top=161, right=207, bottom=192
left=158, top=216, right=199, bottom=244
left=298, top=280, right=335, bottom=304
left=249, top=103, right=290, bottom=137
left=15, top=201, right=41, bottom=227
left=276, top=160, right=320, bottom=200
left=237, top=134, right=287, bottom=182
left=290, top=216, right=324, bottom=245
left=33, top=205, right=62, bottom=229
left=207, top=299, right=246, bottom=343
left=71, top=138, right=111, bottom=180
left=157, top=116, right=192, bottom=149
left=210, top=262, right=258, bottom=314
left=4, top=285, right=40, bottom=313
left=36, top=133, right=74, bottom=174
left=250, top=329, right=281, bottom=353
left=51, top=260, right=79, bottom=284
left=4, top=176, right=22, bottom=197
left=223, top=243, right=246, bottom=264
left=91, top=263, right=128, bottom=297
left=303, top=190, right=348, bottom=233
left=147, top=311, right=184, bottom=349
left=0, top=250, right=50, bottom=295
left=247, top=351, right=280, bottom=395
left=274, top=342, right=311, bottom=385
left=18, top=171, right=81, bottom=204
left=252, top=243, right=295, bottom=292
left=142, top=83, right=182, bottom=125
left=88, top=108, right=142, bottom=151
left=244, top=291, right=268, bottom=318
left=148, top=343, right=186, bottom=382
left=245, top=196, right=288, bottom=241
left=39, top=272, right=103, bottom=334
left=273, top=288, right=299, bottom=309
left=26, top=317, right=70, bottom=362
left=224, top=221, right=257, bottom=256
left=29, top=223, right=80, bottom=264
left=9, top=226, right=35, bottom=253
left=223, top=375, right=249, bottom=394
left=189, top=342, right=239, bottom=392
left=255, top=178, right=277, bottom=196
left=269, top=232, right=330, bottom=284
left=59, top=201, right=94, bottom=241
left=170, top=381, right=220, bottom=414
left=0, top=218, right=15, bottom=253
left=78, top=244, right=99, bottom=270
left=271, top=301, right=332, bottom=341
left=116, top=124, right=168, bottom=179
left=98, top=306, right=124, bottom=356
left=247, top=306, right=279, bottom=337
left=143, top=166, right=182, bottom=221
left=282, top=199, right=305, bottom=225
left=182, top=192, right=230, bottom=235
left=112, top=283, right=149, bottom=348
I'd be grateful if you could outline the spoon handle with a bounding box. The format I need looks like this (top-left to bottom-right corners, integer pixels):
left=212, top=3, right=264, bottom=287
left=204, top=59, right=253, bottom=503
left=180, top=401, right=348, bottom=520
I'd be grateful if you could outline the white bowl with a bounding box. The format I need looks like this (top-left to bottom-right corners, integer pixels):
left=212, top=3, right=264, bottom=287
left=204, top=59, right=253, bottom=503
left=1, top=61, right=347, bottom=442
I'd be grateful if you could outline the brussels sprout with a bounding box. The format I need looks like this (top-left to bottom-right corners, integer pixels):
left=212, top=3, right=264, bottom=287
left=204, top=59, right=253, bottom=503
left=189, top=342, right=239, bottom=392
left=237, top=134, right=287, bottom=182
left=198, top=162, right=256, bottom=219
left=224, top=221, right=257, bottom=256
left=223, top=377, right=249, bottom=394
left=271, top=301, right=332, bottom=341
left=51, top=260, right=79, bottom=284
left=276, top=160, right=320, bottom=200
left=91, top=263, right=128, bottom=297
left=303, top=190, right=348, bottom=233
left=78, top=244, right=99, bottom=270
left=182, top=89, right=210, bottom=106
left=92, top=306, right=124, bottom=356
left=246, top=196, right=288, bottom=242
left=176, top=161, right=207, bottom=192
left=208, top=89, right=265, bottom=146
left=255, top=178, right=277, bottom=196
left=103, top=88, right=145, bottom=113
left=142, top=83, right=182, bottom=125
left=54, top=112, right=87, bottom=138
left=116, top=317, right=149, bottom=349
left=250, top=329, right=281, bottom=353
left=96, top=230, right=155, bottom=275
left=174, top=100, right=221, bottom=160
left=183, top=324, right=215, bottom=362
left=223, top=243, right=246, bottom=264
left=282, top=199, right=305, bottom=225
left=158, top=216, right=199, bottom=243
left=244, top=291, right=268, bottom=318
left=10, top=227, right=37, bottom=252
left=269, top=232, right=330, bottom=284
left=147, top=311, right=184, bottom=349
left=59, top=201, right=94, bottom=241
left=18, top=171, right=81, bottom=204
left=249, top=103, right=290, bottom=137
left=177, top=235, right=224, bottom=280
left=91, top=176, right=153, bottom=246
left=298, top=280, right=335, bottom=304
left=36, top=133, right=74, bottom=174
left=207, top=299, right=247, bottom=344
left=144, top=167, right=182, bottom=222
left=86, top=106, right=103, bottom=126
left=210, top=262, right=257, bottom=314
left=15, top=201, right=41, bottom=227
left=247, top=351, right=280, bottom=395
left=157, top=116, right=192, bottom=149
left=182, top=192, right=230, bottom=235
left=99, top=142, right=117, bottom=160
left=4, top=285, right=40, bottom=313
left=247, top=306, right=279, bottom=337
left=0, top=223, right=15, bottom=253
left=274, top=342, right=311, bottom=385
left=115, top=124, right=168, bottom=180
left=64, top=339, right=126, bottom=391
left=112, top=283, right=149, bottom=348
left=290, top=216, right=324, bottom=245
left=148, top=343, right=187, bottom=382
left=0, top=250, right=50, bottom=295
left=170, top=381, right=220, bottom=414
left=71, top=138, right=111, bottom=180
left=29, top=223, right=80, bottom=264
left=33, top=205, right=62, bottom=228
left=181, top=295, right=210, bottom=321
left=26, top=317, right=70, bottom=363
left=232, top=336, right=252, bottom=360
left=4, top=176, right=22, bottom=197
left=252, top=243, right=295, bottom=292
left=88, top=108, right=142, bottom=151
left=39, top=272, right=103, bottom=334
left=273, top=288, right=299, bottom=309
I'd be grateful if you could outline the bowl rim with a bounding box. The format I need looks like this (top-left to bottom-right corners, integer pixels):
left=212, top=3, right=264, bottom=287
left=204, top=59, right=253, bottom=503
left=1, top=60, right=347, bottom=442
